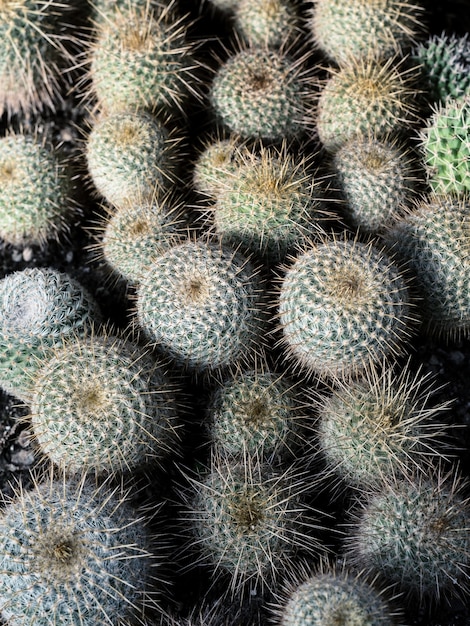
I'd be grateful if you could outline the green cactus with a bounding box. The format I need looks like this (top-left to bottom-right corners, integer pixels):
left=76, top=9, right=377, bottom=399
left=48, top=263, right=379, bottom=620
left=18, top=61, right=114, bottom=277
left=0, top=473, right=159, bottom=625
left=233, top=0, right=301, bottom=48
left=192, top=135, right=248, bottom=199
left=0, top=131, right=78, bottom=247
left=331, top=136, right=421, bottom=234
left=211, top=143, right=330, bottom=262
left=0, top=0, right=78, bottom=118
left=183, top=452, right=326, bottom=596
left=413, top=33, right=470, bottom=103
left=0, top=267, right=101, bottom=403
left=136, top=239, right=268, bottom=374
left=85, top=110, right=182, bottom=209
left=29, top=333, right=180, bottom=475
left=344, top=471, right=470, bottom=603
left=277, top=236, right=415, bottom=379
left=316, top=56, right=419, bottom=151
left=206, top=367, right=312, bottom=461
left=420, top=96, right=470, bottom=195
left=315, top=363, right=450, bottom=489
left=384, top=194, right=470, bottom=339
left=209, top=46, right=313, bottom=141
left=88, top=0, right=202, bottom=116
left=310, top=0, right=424, bottom=64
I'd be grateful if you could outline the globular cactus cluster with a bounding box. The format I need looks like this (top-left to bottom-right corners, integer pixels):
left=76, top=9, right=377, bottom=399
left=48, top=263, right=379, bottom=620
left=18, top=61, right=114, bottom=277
left=0, top=0, right=468, bottom=625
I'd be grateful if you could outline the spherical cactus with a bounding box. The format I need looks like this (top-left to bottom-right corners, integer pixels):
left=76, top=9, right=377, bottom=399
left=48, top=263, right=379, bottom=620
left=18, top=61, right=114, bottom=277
left=344, top=471, right=470, bottom=603
left=206, top=367, right=312, bottom=461
left=420, top=96, right=470, bottom=196
left=0, top=0, right=78, bottom=118
left=413, top=32, right=470, bottom=104
left=0, top=267, right=101, bottom=403
left=29, top=333, right=180, bottom=475
left=309, top=0, right=425, bottom=64
left=85, top=110, right=182, bottom=208
left=274, top=563, right=403, bottom=626
left=209, top=46, right=314, bottom=141
left=88, top=0, right=202, bottom=116
left=0, top=474, right=160, bottom=625
left=316, top=56, right=418, bottom=152
left=183, top=452, right=326, bottom=596
left=384, top=194, right=470, bottom=339
left=211, top=143, right=331, bottom=262
left=331, top=136, right=421, bottom=234
left=315, top=363, right=450, bottom=490
left=192, top=135, right=248, bottom=199
left=135, top=239, right=268, bottom=375
left=233, top=0, right=301, bottom=48
left=0, top=131, right=78, bottom=247
left=277, top=236, right=415, bottom=379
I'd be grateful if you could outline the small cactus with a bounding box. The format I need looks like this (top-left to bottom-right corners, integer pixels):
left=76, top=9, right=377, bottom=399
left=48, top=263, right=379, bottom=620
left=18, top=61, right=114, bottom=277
left=233, top=0, right=301, bottom=48
left=192, top=135, right=248, bottom=199
left=310, top=0, right=425, bottom=64
left=277, top=236, right=416, bottom=379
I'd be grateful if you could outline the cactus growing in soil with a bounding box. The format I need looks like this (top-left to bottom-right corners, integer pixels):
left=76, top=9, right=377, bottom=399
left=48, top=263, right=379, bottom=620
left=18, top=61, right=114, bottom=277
left=420, top=96, right=470, bottom=196
left=136, top=239, right=268, bottom=375
left=316, top=56, right=419, bottom=151
left=309, top=0, right=425, bottom=64
left=85, top=110, right=182, bottom=209
left=0, top=473, right=159, bottom=625
left=277, top=236, right=416, bottom=380
left=29, top=334, right=180, bottom=476
left=233, top=0, right=301, bottom=48
left=0, top=131, right=78, bottom=247
left=344, top=471, right=470, bottom=603
left=0, top=267, right=101, bottom=403
left=384, top=194, right=470, bottom=339
left=209, top=46, right=314, bottom=142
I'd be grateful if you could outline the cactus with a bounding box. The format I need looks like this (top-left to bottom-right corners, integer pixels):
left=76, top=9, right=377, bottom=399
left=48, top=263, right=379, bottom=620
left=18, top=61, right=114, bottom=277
left=0, top=473, right=160, bottom=625
left=331, top=136, right=421, bottom=234
left=192, top=135, right=248, bottom=199
left=0, top=131, right=78, bottom=247
left=384, top=194, right=470, bottom=339
left=315, top=363, right=451, bottom=489
left=344, top=471, right=470, bottom=603
left=182, top=452, right=326, bottom=596
left=136, top=239, right=268, bottom=374
left=0, top=0, right=78, bottom=118
left=85, top=110, right=182, bottom=209
left=209, top=46, right=314, bottom=141
left=233, top=0, right=301, bottom=48
left=29, top=333, right=180, bottom=475
left=211, top=143, right=330, bottom=262
left=420, top=96, right=470, bottom=196
left=413, top=32, right=470, bottom=104
left=316, top=56, right=419, bottom=151
left=309, top=0, right=425, bottom=64
left=0, top=267, right=101, bottom=403
left=277, top=236, right=415, bottom=379
left=206, top=367, right=312, bottom=461
left=88, top=0, right=202, bottom=116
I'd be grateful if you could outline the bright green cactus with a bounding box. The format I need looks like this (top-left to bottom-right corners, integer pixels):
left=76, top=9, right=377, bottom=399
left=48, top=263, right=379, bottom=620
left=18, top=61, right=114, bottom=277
left=0, top=473, right=160, bottom=625
left=209, top=46, right=313, bottom=141
left=136, top=239, right=268, bottom=374
left=211, top=143, right=330, bottom=262
left=384, top=194, right=470, bottom=339
left=310, top=0, right=424, bottom=64
left=331, top=136, right=421, bottom=234
left=420, top=96, right=470, bottom=195
left=413, top=33, right=470, bottom=103
left=86, top=110, right=181, bottom=208
left=0, top=267, right=101, bottom=403
left=344, top=471, right=470, bottom=603
left=316, top=56, right=419, bottom=151
left=29, top=333, right=180, bottom=475
left=233, top=0, right=301, bottom=48
left=277, top=236, right=415, bottom=379
left=315, top=363, right=450, bottom=489
left=0, top=131, right=78, bottom=247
